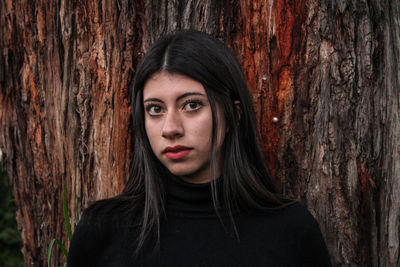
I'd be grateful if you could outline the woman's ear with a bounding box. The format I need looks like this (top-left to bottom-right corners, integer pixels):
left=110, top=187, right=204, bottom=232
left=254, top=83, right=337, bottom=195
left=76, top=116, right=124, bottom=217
left=234, top=100, right=242, bottom=121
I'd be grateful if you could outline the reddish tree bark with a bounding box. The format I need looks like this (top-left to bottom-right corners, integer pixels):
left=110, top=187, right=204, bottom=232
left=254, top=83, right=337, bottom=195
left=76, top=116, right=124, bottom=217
left=0, top=0, right=399, bottom=266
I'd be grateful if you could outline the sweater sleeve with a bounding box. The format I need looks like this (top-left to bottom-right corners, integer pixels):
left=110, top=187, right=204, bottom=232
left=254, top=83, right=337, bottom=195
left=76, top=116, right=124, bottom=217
left=299, top=218, right=332, bottom=267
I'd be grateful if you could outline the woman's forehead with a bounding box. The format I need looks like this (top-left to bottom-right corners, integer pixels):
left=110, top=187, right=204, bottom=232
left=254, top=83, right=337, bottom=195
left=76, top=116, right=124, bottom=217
left=143, top=72, right=207, bottom=100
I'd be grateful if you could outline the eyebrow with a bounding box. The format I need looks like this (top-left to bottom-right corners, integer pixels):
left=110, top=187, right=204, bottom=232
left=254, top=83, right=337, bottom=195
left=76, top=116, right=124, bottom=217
left=143, top=92, right=206, bottom=103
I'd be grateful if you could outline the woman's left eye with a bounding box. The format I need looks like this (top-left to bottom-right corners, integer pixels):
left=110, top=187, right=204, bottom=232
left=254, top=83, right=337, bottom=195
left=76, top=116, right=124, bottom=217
left=183, top=100, right=202, bottom=111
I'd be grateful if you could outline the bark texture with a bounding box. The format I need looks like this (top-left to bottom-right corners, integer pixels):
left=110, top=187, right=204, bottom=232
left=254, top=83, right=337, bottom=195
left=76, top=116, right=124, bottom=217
left=0, top=0, right=399, bottom=266
left=0, top=0, right=142, bottom=265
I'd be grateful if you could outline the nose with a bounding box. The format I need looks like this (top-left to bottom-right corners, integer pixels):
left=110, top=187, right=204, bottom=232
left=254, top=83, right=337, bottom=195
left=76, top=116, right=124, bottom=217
left=162, top=110, right=184, bottom=139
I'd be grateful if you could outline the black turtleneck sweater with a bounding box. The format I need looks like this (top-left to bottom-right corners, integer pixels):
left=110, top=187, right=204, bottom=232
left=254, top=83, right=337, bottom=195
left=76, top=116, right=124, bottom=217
left=67, top=176, right=331, bottom=266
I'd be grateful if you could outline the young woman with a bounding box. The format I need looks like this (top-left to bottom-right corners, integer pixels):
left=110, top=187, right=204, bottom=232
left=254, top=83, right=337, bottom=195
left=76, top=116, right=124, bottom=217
left=67, top=30, right=331, bottom=266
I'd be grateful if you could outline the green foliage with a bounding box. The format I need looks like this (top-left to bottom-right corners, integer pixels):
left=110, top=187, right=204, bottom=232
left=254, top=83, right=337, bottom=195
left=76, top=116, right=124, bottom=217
left=398, top=253, right=400, bottom=267
left=0, top=161, right=24, bottom=267
left=48, top=184, right=72, bottom=267
left=63, top=185, right=73, bottom=242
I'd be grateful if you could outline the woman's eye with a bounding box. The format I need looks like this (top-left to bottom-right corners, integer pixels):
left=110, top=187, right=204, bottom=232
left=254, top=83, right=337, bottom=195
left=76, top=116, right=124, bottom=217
left=183, top=100, right=202, bottom=112
left=147, top=105, right=163, bottom=115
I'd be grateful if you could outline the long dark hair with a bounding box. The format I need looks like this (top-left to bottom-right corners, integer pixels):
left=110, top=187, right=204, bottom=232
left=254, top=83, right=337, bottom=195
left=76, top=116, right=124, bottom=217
left=85, top=30, right=289, bottom=253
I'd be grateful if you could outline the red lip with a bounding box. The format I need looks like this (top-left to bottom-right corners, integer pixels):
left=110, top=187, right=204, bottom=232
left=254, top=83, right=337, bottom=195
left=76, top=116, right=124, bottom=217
left=163, top=145, right=191, bottom=153
left=163, top=145, right=192, bottom=160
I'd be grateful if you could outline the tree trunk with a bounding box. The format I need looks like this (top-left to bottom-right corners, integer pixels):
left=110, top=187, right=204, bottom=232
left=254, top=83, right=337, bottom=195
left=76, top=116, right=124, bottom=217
left=0, top=0, right=398, bottom=266
left=0, top=1, right=141, bottom=265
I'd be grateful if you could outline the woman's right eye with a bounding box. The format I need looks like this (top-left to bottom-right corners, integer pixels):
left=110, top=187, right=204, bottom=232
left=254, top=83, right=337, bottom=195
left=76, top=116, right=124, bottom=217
left=146, top=105, right=163, bottom=116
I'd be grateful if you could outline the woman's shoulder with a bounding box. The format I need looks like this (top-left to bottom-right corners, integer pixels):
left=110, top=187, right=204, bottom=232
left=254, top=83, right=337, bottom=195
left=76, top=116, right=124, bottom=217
left=66, top=206, right=112, bottom=266
left=280, top=202, right=332, bottom=265
left=275, top=202, right=319, bottom=226
left=81, top=195, right=142, bottom=226
left=242, top=201, right=327, bottom=251
left=244, top=202, right=331, bottom=266
left=246, top=201, right=320, bottom=232
left=272, top=202, right=325, bottom=240
left=67, top=197, right=140, bottom=266
left=67, top=199, right=120, bottom=256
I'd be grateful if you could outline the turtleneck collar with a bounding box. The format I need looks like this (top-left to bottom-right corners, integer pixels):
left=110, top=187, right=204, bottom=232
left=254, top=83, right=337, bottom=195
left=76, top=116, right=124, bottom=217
left=166, top=175, right=223, bottom=218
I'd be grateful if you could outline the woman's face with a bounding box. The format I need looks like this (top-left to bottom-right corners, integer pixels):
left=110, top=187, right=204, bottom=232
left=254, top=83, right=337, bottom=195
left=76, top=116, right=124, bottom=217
left=143, top=71, right=224, bottom=184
